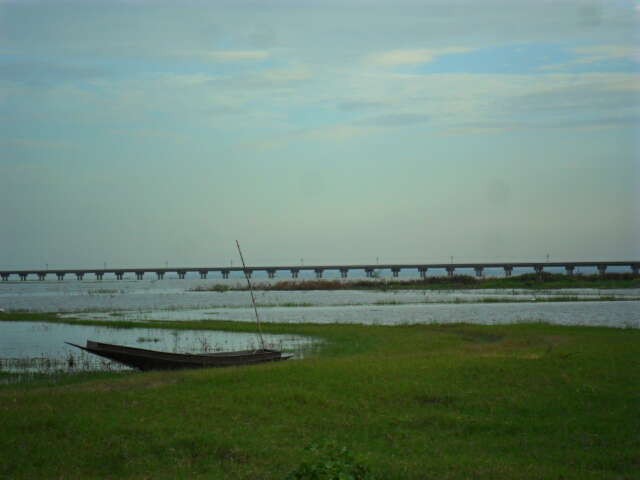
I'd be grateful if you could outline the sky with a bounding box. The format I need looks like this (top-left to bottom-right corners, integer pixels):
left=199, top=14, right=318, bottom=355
left=0, top=0, right=638, bottom=269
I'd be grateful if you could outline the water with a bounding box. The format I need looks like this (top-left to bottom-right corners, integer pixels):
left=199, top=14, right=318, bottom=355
left=2, top=278, right=638, bottom=375
left=0, top=321, right=315, bottom=374
left=50, top=300, right=636, bottom=329
left=0, top=279, right=638, bottom=328
left=1, top=277, right=638, bottom=313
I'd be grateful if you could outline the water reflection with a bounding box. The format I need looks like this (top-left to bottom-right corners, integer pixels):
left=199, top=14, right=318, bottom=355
left=1, top=277, right=637, bottom=314
left=0, top=321, right=317, bottom=374
left=57, top=299, right=640, bottom=329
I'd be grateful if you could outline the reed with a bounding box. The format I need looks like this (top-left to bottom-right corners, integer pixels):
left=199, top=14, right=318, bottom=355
left=186, top=273, right=639, bottom=292
left=189, top=284, right=231, bottom=292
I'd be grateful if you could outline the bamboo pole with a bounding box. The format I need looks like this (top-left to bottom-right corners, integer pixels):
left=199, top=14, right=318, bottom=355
left=235, top=240, right=266, bottom=350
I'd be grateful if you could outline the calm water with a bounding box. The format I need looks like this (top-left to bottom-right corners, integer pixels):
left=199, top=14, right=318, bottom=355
left=1, top=278, right=638, bottom=330
left=54, top=300, right=638, bottom=329
left=0, top=321, right=315, bottom=373
left=2, top=278, right=638, bottom=373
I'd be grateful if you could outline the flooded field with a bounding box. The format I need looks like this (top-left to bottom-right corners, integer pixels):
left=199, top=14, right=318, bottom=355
left=0, top=320, right=315, bottom=374
left=0, top=278, right=638, bottom=329
left=1, top=277, right=638, bottom=310
left=55, top=300, right=638, bottom=329
left=1, top=278, right=639, bottom=376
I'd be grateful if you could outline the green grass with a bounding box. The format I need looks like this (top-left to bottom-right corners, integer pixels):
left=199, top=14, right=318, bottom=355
left=1, top=313, right=639, bottom=479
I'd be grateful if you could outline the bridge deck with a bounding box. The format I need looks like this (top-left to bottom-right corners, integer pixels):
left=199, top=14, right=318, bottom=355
left=1, top=261, right=638, bottom=279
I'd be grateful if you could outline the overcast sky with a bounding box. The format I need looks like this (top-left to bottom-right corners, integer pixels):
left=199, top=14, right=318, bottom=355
left=1, top=0, right=638, bottom=268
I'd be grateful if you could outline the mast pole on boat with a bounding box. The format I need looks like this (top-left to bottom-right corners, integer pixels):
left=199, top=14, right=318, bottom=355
left=235, top=240, right=266, bottom=350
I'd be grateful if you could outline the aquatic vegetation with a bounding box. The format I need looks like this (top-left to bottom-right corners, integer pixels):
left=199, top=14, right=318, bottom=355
left=136, top=336, right=161, bottom=343
left=0, top=315, right=318, bottom=379
left=374, top=300, right=401, bottom=305
left=189, top=284, right=231, bottom=292
left=185, top=273, right=640, bottom=292
left=0, top=351, right=124, bottom=381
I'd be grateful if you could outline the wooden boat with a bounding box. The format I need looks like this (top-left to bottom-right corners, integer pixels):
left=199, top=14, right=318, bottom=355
left=67, top=242, right=293, bottom=371
left=66, top=340, right=292, bottom=371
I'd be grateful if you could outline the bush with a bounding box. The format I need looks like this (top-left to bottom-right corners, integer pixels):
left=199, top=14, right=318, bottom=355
left=285, top=443, right=374, bottom=480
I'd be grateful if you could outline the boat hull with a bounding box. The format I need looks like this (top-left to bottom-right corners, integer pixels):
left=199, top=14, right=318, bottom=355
left=66, top=340, right=292, bottom=371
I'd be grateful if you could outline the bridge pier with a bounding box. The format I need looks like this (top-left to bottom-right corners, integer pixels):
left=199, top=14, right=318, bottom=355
left=5, top=261, right=640, bottom=285
left=243, top=269, right=252, bottom=279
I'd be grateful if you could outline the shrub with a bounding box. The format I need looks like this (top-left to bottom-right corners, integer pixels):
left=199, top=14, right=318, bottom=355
left=285, top=443, right=374, bottom=480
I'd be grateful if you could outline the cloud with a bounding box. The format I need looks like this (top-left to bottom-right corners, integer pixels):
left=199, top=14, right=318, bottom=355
left=572, top=45, right=639, bottom=64
left=539, top=44, right=640, bottom=71
left=205, top=66, right=313, bottom=90
left=0, top=60, right=106, bottom=86
left=446, top=112, right=640, bottom=135
left=356, top=112, right=430, bottom=127
left=330, top=71, right=637, bottom=134
left=337, top=99, right=388, bottom=111
left=0, top=138, right=74, bottom=150
left=0, top=138, right=76, bottom=164
left=241, top=124, right=369, bottom=151
left=258, top=66, right=311, bottom=83
left=248, top=25, right=277, bottom=48
left=203, top=50, right=270, bottom=62
left=367, top=47, right=473, bottom=68
left=437, top=72, right=640, bottom=133
left=497, top=72, right=639, bottom=107
left=152, top=49, right=271, bottom=63
left=504, top=85, right=639, bottom=115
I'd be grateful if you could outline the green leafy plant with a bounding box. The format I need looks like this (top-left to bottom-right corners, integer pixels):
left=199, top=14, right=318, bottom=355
left=285, top=442, right=374, bottom=480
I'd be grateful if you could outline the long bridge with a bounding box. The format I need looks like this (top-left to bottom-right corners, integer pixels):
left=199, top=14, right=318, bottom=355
left=0, top=261, right=638, bottom=281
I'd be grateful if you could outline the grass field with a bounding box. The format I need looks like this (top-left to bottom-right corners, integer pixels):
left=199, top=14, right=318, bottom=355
left=1, top=313, right=639, bottom=479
